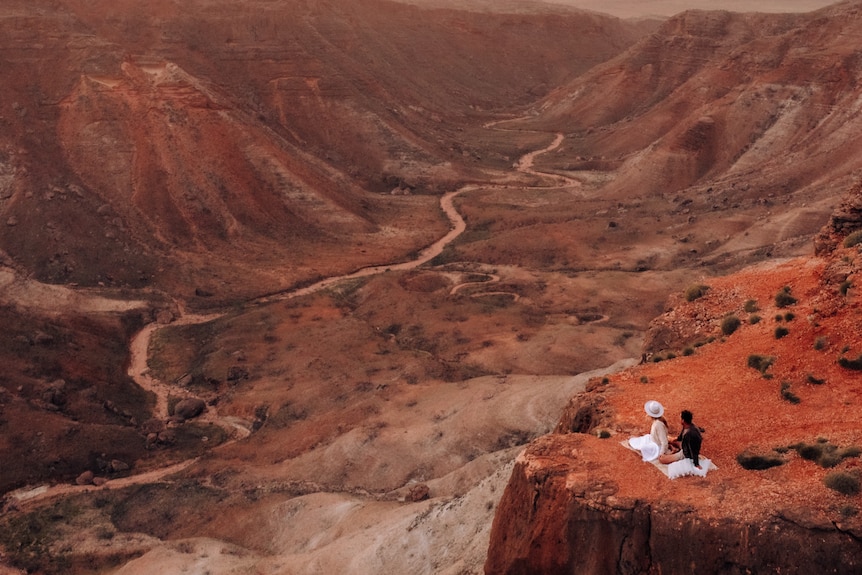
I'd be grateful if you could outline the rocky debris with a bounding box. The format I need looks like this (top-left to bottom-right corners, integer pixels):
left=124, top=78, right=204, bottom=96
left=227, top=366, right=249, bottom=383
left=75, top=470, right=94, bottom=485
left=814, top=180, right=862, bottom=255
left=103, top=400, right=134, bottom=422
left=407, top=483, right=430, bottom=502
left=173, top=397, right=206, bottom=421
left=155, top=309, right=175, bottom=324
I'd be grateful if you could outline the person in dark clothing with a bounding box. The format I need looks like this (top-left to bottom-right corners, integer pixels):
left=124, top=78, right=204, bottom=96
left=659, top=409, right=702, bottom=468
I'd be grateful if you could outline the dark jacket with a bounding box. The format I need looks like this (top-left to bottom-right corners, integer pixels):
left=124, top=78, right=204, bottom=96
left=678, top=425, right=702, bottom=466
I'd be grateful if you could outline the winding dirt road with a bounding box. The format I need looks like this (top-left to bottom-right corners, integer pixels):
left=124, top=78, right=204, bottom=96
left=8, top=131, right=575, bottom=509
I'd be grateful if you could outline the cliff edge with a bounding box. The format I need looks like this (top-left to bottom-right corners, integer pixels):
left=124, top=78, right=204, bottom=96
left=486, top=183, right=862, bottom=574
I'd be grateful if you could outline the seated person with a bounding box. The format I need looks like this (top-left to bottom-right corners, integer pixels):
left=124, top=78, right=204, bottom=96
left=628, top=400, right=674, bottom=461
left=659, top=409, right=702, bottom=469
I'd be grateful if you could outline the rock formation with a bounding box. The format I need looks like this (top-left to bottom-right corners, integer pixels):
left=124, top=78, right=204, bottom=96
left=486, top=182, right=862, bottom=574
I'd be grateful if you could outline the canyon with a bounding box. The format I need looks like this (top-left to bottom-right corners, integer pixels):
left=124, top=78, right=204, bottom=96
left=1, top=0, right=860, bottom=574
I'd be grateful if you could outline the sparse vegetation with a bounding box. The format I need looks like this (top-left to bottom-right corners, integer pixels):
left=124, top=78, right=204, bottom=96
left=806, top=373, right=826, bottom=385
left=840, top=280, right=852, bottom=296
left=747, top=354, right=775, bottom=375
left=814, top=336, right=828, bottom=350
left=791, top=440, right=862, bottom=468
left=775, top=286, right=797, bottom=308
left=780, top=382, right=800, bottom=404
left=749, top=315, right=761, bottom=324
left=737, top=451, right=785, bottom=470
left=683, top=347, right=694, bottom=356
left=640, top=376, right=649, bottom=383
left=842, top=230, right=862, bottom=248
left=775, top=326, right=789, bottom=339
left=783, top=312, right=795, bottom=321
left=744, top=299, right=759, bottom=313
left=721, top=314, right=741, bottom=335
left=685, top=284, right=710, bottom=302
left=838, top=354, right=862, bottom=370
left=824, top=471, right=861, bottom=496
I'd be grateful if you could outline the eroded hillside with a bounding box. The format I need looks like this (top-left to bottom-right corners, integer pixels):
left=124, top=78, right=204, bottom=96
left=2, top=1, right=862, bottom=574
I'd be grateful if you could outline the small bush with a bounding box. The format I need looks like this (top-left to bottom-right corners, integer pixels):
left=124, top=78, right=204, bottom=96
left=780, top=382, right=800, bottom=404
left=722, top=315, right=741, bottom=335
left=775, top=326, right=789, bottom=339
left=775, top=314, right=784, bottom=322
left=640, top=375, right=649, bottom=383
left=683, top=347, right=694, bottom=356
left=840, top=446, right=862, bottom=459
left=842, top=230, right=862, bottom=248
left=806, top=373, right=826, bottom=385
left=744, top=299, right=759, bottom=313
left=840, top=280, right=852, bottom=296
left=737, top=452, right=785, bottom=470
left=793, top=441, right=861, bottom=468
left=598, top=430, right=611, bottom=439
left=685, top=284, right=710, bottom=302
left=814, top=337, right=828, bottom=351
left=775, top=286, right=797, bottom=308
left=749, top=315, right=762, bottom=325
left=748, top=354, right=775, bottom=374
left=825, top=471, right=861, bottom=496
left=784, top=312, right=795, bottom=321
left=838, top=355, right=862, bottom=371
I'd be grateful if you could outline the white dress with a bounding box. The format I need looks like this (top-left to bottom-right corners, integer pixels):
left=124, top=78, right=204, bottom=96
left=628, top=419, right=668, bottom=462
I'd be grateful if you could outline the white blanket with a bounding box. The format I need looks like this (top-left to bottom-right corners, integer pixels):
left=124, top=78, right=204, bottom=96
left=622, top=438, right=717, bottom=479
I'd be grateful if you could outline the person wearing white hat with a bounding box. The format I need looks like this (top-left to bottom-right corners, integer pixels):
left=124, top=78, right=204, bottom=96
left=628, top=400, right=672, bottom=462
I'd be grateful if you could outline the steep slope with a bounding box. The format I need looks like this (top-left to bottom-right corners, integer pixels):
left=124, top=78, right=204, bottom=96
left=472, top=2, right=862, bottom=276
left=0, top=0, right=648, bottom=304
left=485, top=182, right=862, bottom=574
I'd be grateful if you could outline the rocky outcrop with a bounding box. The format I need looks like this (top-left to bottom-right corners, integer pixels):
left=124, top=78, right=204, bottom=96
left=486, top=434, right=862, bottom=575
left=486, top=181, right=862, bottom=574
left=815, top=179, right=862, bottom=255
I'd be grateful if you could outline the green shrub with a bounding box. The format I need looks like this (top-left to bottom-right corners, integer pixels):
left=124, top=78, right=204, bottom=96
left=780, top=382, right=800, bottom=404
left=775, top=326, right=789, bottom=339
left=806, top=373, right=826, bottom=385
left=685, top=284, right=710, bottom=302
left=842, top=230, right=862, bottom=248
left=737, top=452, right=785, bottom=470
left=825, top=471, right=861, bottom=496
left=840, top=446, right=862, bottom=459
left=749, top=315, right=762, bottom=325
left=721, top=315, right=741, bottom=335
left=775, top=286, right=797, bottom=308
left=744, top=299, right=759, bottom=313
left=775, top=314, right=784, bottom=322
left=838, top=354, right=862, bottom=370
left=683, top=347, right=694, bottom=356
left=784, top=312, right=795, bottom=321
left=748, top=354, right=775, bottom=374
left=598, top=430, right=611, bottom=439
left=792, top=441, right=861, bottom=468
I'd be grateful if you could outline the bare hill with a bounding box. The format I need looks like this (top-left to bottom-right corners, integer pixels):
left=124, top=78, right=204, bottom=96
left=3, top=2, right=862, bottom=575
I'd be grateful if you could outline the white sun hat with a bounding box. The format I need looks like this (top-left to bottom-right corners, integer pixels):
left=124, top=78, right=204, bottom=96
left=644, top=400, right=665, bottom=418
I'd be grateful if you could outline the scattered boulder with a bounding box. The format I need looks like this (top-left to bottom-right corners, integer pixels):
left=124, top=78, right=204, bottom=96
left=407, top=483, right=430, bottom=502
left=75, top=470, right=94, bottom=485
left=173, top=397, right=206, bottom=420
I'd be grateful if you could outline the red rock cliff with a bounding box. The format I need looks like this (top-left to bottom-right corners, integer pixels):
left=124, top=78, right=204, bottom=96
left=485, top=184, right=862, bottom=574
